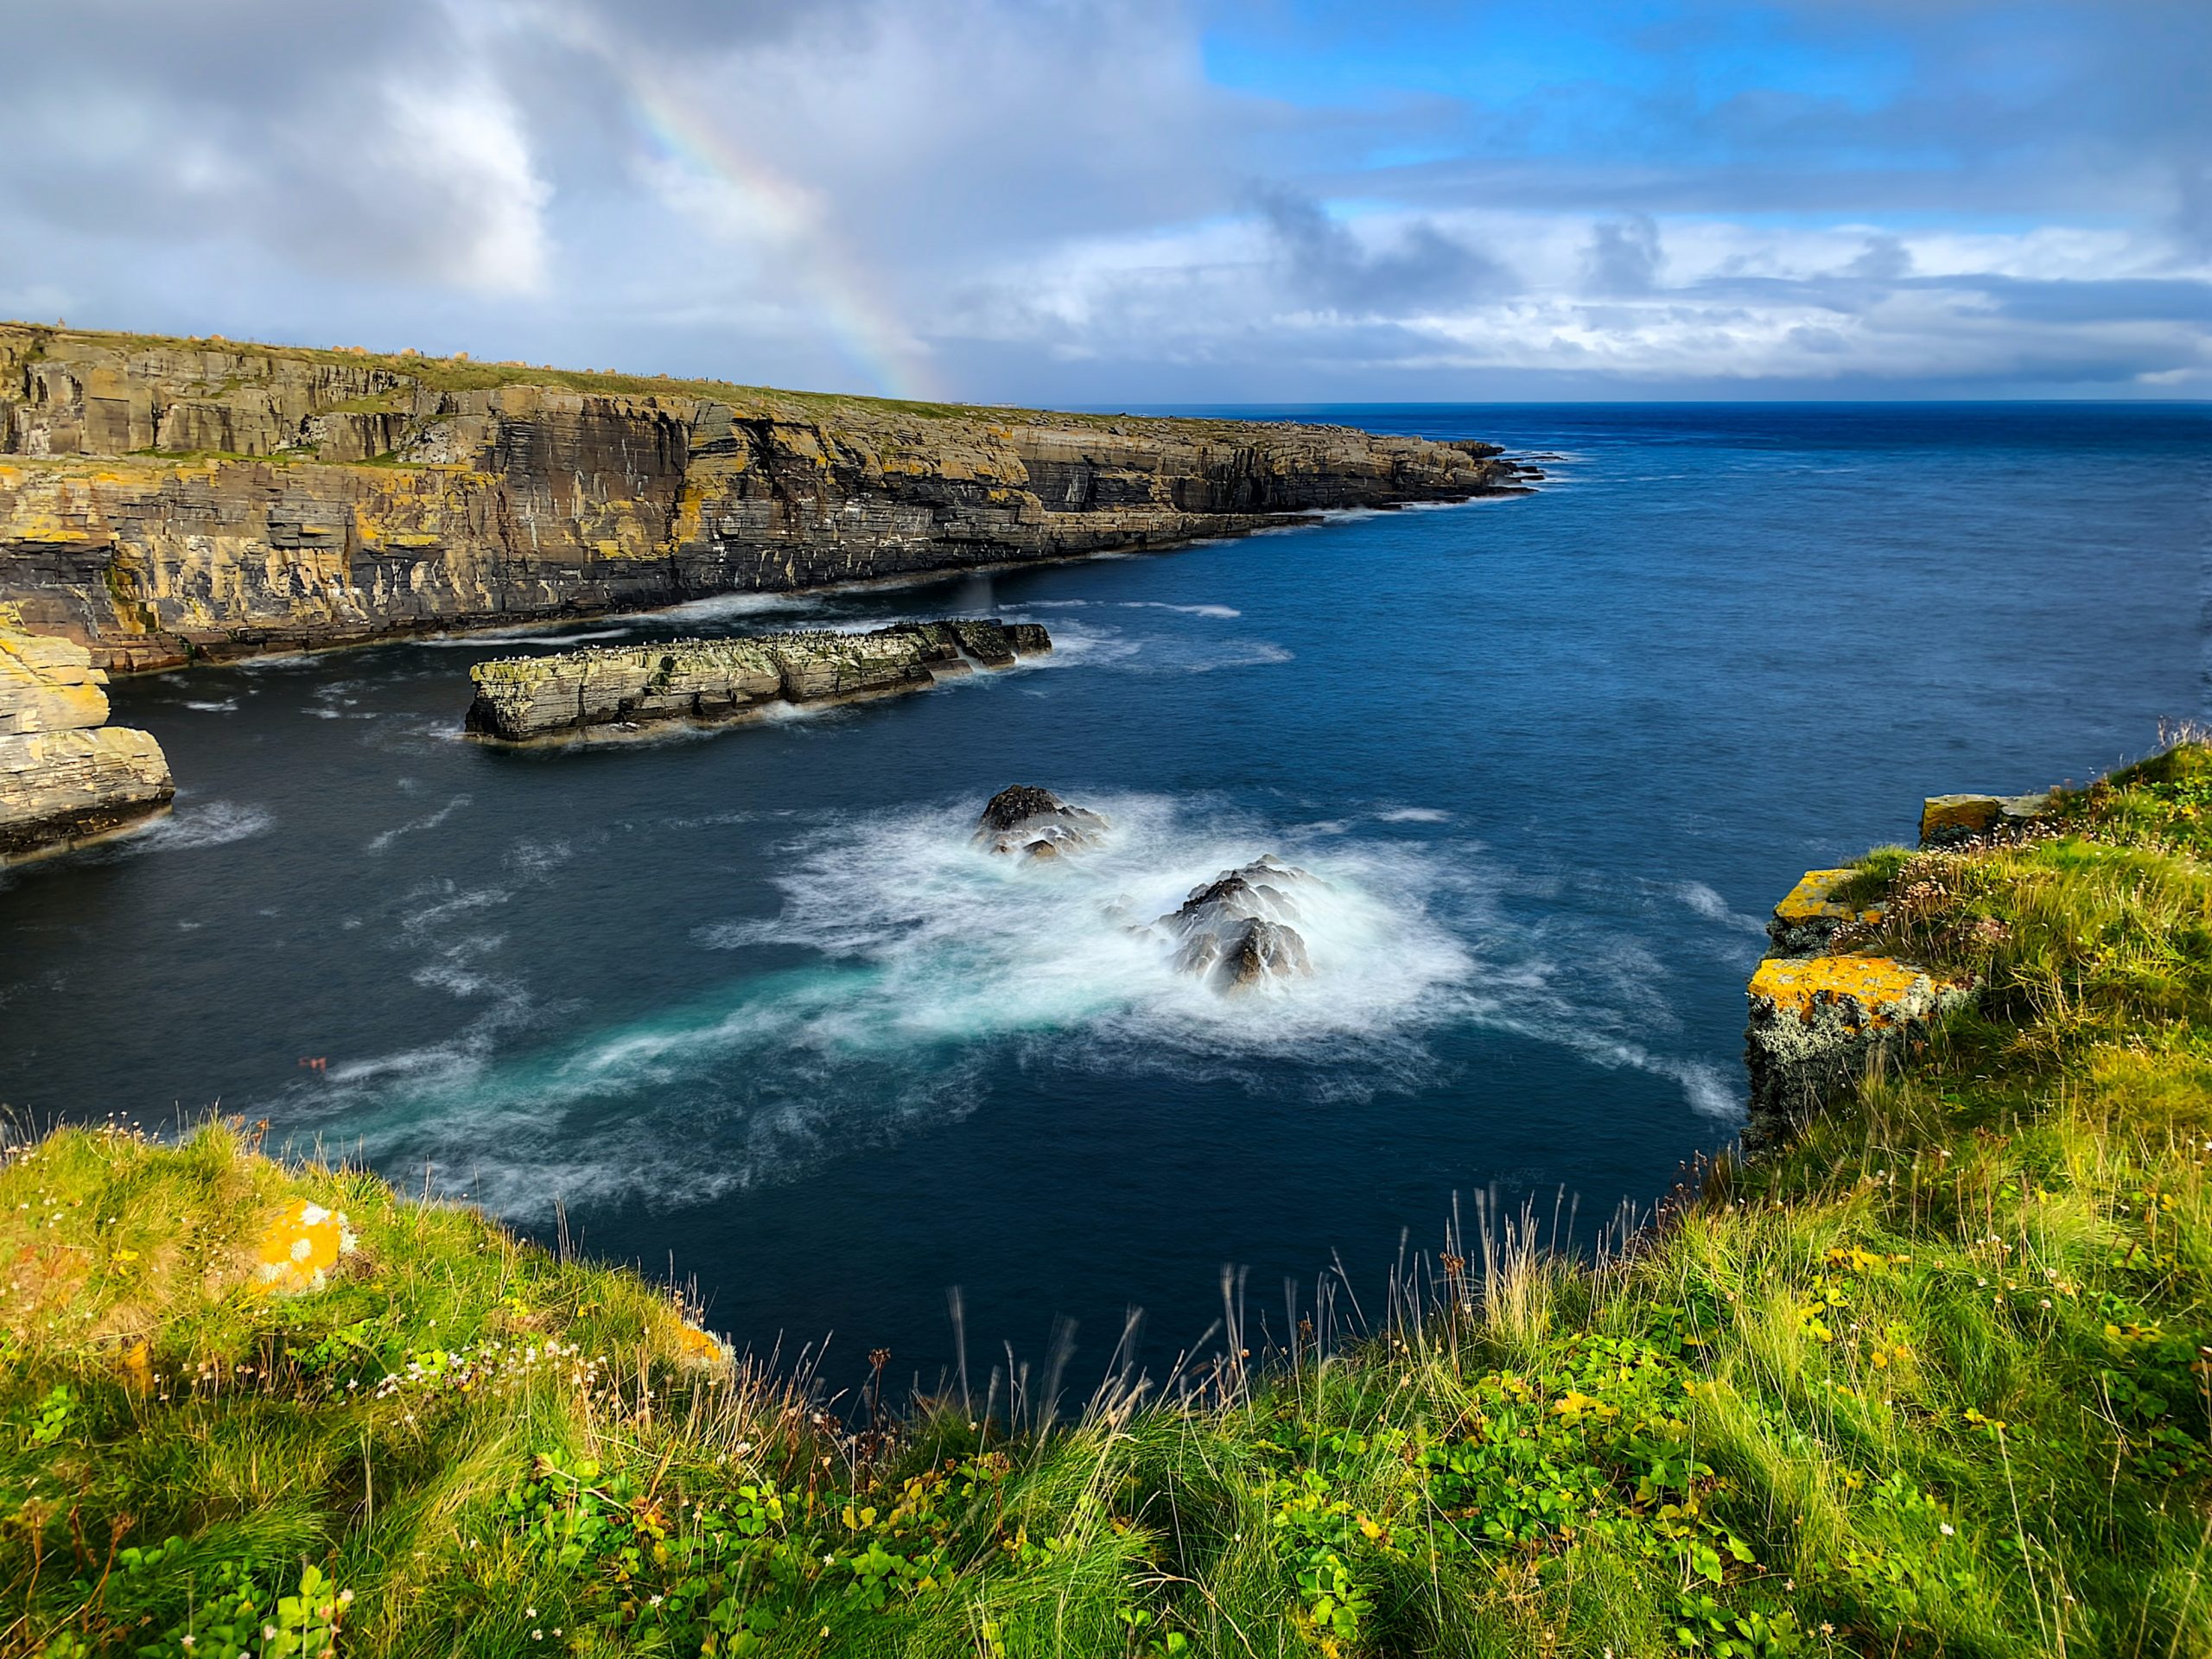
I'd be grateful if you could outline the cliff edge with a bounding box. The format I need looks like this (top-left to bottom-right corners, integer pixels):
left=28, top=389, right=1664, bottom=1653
left=0, top=322, right=1529, bottom=671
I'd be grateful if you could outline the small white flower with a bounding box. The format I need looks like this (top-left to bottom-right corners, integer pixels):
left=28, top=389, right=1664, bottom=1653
left=1941, top=1522, right=1955, bottom=1535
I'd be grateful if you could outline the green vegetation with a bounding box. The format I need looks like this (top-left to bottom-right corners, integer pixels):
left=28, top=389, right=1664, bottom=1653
left=1, top=321, right=1242, bottom=434
left=8, top=747, right=2212, bottom=1656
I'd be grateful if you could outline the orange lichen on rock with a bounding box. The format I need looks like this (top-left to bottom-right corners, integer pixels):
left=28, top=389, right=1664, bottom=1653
left=1774, top=868, right=1883, bottom=929
left=1748, top=954, right=1937, bottom=1024
left=251, top=1198, right=356, bottom=1295
left=673, top=1319, right=733, bottom=1368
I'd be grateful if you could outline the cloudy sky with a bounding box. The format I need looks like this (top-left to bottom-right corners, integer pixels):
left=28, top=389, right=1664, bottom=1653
left=5, top=0, right=2208, bottom=403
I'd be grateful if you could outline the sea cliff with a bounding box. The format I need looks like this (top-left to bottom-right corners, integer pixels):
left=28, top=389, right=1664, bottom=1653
left=0, top=601, right=172, bottom=857
left=0, top=323, right=1529, bottom=671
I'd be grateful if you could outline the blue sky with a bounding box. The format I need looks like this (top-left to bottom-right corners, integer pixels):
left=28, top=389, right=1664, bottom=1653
left=3, top=0, right=2205, bottom=401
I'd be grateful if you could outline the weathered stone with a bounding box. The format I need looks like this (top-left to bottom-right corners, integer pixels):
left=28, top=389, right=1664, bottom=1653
left=1766, top=868, right=1885, bottom=956
left=1920, top=791, right=2056, bottom=847
left=975, top=783, right=1109, bottom=858
left=466, top=618, right=1048, bottom=741
left=0, top=604, right=173, bottom=857
left=1159, top=855, right=1319, bottom=994
left=0, top=323, right=1529, bottom=671
left=1743, top=953, right=1974, bottom=1147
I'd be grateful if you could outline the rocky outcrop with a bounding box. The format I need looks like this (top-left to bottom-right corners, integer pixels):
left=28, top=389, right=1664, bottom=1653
left=1764, top=868, right=1885, bottom=957
left=0, top=323, right=1534, bottom=671
left=1159, top=856, right=1319, bottom=994
left=1744, top=952, right=1974, bottom=1146
left=1919, top=791, right=2057, bottom=847
left=974, top=784, right=1111, bottom=861
left=0, top=603, right=173, bottom=857
left=465, top=618, right=1049, bottom=741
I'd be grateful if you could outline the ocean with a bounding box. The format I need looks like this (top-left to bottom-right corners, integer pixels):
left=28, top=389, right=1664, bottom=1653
left=2, top=401, right=2202, bottom=1395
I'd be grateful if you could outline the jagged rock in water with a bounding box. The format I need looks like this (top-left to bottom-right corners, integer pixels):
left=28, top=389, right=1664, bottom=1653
left=464, top=618, right=1049, bottom=741
left=975, top=784, right=1110, bottom=860
left=1159, top=855, right=1318, bottom=992
left=0, top=602, right=173, bottom=858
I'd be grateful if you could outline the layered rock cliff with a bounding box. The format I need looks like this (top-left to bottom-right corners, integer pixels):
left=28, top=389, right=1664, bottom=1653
left=466, top=619, right=1050, bottom=741
left=0, top=323, right=1529, bottom=671
left=0, top=601, right=173, bottom=857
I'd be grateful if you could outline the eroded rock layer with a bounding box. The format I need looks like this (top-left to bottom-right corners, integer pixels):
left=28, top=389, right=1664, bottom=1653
left=466, top=619, right=1049, bottom=741
left=0, top=603, right=173, bottom=857
left=0, top=323, right=1531, bottom=671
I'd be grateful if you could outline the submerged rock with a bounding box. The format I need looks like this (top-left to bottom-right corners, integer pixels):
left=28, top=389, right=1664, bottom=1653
left=1159, top=855, right=1319, bottom=993
left=975, top=784, right=1110, bottom=860
left=0, top=604, right=174, bottom=859
left=465, top=618, right=1051, bottom=741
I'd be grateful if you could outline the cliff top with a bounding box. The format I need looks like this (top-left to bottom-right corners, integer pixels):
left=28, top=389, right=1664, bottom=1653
left=6, top=739, right=2211, bottom=1653
left=0, top=319, right=1394, bottom=441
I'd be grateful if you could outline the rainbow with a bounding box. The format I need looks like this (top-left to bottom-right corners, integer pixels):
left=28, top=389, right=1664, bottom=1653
left=617, top=73, right=939, bottom=402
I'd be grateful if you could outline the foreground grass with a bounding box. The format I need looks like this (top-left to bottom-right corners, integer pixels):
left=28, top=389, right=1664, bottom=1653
left=8, top=750, right=2212, bottom=1656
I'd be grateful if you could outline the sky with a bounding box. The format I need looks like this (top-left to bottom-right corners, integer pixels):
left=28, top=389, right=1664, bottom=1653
left=3, top=0, right=2208, bottom=404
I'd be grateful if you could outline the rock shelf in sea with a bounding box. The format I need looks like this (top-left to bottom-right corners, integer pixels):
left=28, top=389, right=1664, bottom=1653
left=464, top=618, right=1050, bottom=741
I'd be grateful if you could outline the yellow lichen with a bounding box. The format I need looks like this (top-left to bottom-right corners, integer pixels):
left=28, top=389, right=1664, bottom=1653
left=251, top=1198, right=356, bottom=1295
left=1774, top=868, right=1883, bottom=927
left=673, top=1321, right=732, bottom=1368
left=1749, top=954, right=1935, bottom=1022
left=1921, top=794, right=2002, bottom=840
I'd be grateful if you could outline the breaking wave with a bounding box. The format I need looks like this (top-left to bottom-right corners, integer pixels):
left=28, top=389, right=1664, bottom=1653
left=271, top=795, right=1738, bottom=1216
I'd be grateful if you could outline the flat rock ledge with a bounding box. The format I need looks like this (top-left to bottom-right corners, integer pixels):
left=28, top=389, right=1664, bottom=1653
left=465, top=618, right=1049, bottom=741
left=1744, top=873, right=1974, bottom=1150
left=0, top=602, right=173, bottom=859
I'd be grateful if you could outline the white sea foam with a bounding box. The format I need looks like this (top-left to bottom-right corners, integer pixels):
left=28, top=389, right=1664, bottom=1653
left=284, top=793, right=1740, bottom=1215
left=182, top=698, right=239, bottom=713
left=133, top=801, right=275, bottom=852
left=1377, top=807, right=1452, bottom=823
left=1675, top=880, right=1770, bottom=937
left=366, top=794, right=473, bottom=854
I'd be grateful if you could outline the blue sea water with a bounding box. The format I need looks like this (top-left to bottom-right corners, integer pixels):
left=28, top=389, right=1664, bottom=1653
left=1, top=402, right=2203, bottom=1394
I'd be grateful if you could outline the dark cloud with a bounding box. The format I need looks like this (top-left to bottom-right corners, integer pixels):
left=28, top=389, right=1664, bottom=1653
left=1257, top=188, right=1510, bottom=310
left=1583, top=215, right=1663, bottom=294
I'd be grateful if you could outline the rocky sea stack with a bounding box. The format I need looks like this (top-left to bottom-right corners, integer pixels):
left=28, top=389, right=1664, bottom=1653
left=466, top=618, right=1048, bottom=741
left=0, top=602, right=172, bottom=858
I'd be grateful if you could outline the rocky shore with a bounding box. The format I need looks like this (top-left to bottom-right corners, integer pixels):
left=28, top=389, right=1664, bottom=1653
left=0, top=601, right=172, bottom=858
left=465, top=618, right=1049, bottom=741
left=0, top=323, right=1532, bottom=671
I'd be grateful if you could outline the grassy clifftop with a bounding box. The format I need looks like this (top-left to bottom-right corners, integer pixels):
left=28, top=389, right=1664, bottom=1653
left=7, top=746, right=2212, bottom=1656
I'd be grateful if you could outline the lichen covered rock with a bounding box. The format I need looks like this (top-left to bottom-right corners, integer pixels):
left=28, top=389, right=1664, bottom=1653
left=251, top=1198, right=357, bottom=1296
left=1744, top=954, right=1973, bottom=1146
left=1767, top=868, right=1885, bottom=955
left=1920, top=791, right=2056, bottom=847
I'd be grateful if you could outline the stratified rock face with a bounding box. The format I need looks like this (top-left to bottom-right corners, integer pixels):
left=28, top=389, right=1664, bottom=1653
left=0, top=323, right=1531, bottom=671
left=974, top=784, right=1111, bottom=860
left=0, top=604, right=174, bottom=856
left=1159, top=856, right=1318, bottom=993
left=465, top=618, right=1049, bottom=741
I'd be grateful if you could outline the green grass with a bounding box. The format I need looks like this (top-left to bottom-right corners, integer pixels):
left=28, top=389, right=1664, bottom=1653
left=0, top=321, right=1319, bottom=435
left=9, top=749, right=2212, bottom=1656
